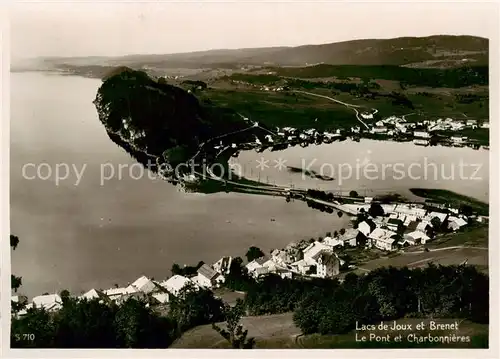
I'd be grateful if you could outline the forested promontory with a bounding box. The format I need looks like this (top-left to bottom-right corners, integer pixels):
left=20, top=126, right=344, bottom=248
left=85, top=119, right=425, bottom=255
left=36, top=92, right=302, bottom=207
left=93, top=67, right=268, bottom=176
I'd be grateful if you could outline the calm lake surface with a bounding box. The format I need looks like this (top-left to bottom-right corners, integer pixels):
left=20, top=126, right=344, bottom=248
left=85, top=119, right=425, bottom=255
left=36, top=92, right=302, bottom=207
left=10, top=72, right=489, bottom=298
left=236, top=139, right=489, bottom=202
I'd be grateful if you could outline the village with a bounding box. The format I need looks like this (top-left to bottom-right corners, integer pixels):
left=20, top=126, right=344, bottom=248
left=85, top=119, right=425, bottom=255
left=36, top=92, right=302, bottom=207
left=12, top=192, right=487, bottom=319
left=212, top=112, right=489, bottom=159
left=268, top=114, right=488, bottom=149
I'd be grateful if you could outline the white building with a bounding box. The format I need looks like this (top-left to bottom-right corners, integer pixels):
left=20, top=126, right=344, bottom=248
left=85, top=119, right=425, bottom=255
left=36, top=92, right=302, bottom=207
left=481, top=122, right=490, bottom=129
left=448, top=216, right=468, bottom=231
left=358, top=221, right=376, bottom=237
left=213, top=256, right=232, bottom=275
left=32, top=293, right=63, bottom=312
left=246, top=260, right=263, bottom=273
left=323, top=236, right=343, bottom=247
left=303, top=241, right=332, bottom=262
left=404, top=231, right=430, bottom=245
left=371, top=126, right=388, bottom=134
left=246, top=256, right=277, bottom=278
left=414, top=131, right=431, bottom=139
left=195, top=264, right=224, bottom=288
left=369, top=228, right=398, bottom=251
left=104, top=287, right=134, bottom=302
left=337, top=228, right=359, bottom=247
left=79, top=289, right=108, bottom=302
left=152, top=292, right=170, bottom=304
left=159, top=275, right=195, bottom=297
left=127, top=275, right=157, bottom=294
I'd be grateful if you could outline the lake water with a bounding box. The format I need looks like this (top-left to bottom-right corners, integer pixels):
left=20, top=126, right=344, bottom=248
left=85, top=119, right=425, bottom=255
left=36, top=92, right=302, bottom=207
left=10, top=73, right=489, bottom=299
left=236, top=139, right=489, bottom=203
left=10, top=72, right=352, bottom=298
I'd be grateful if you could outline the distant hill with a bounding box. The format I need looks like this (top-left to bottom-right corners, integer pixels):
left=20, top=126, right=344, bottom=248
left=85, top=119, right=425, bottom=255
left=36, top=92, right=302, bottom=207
left=248, top=35, right=488, bottom=67
left=12, top=35, right=488, bottom=71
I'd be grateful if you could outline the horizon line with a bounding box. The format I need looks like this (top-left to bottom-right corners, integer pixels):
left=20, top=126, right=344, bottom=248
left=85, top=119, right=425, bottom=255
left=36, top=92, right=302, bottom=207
left=16, top=33, right=488, bottom=62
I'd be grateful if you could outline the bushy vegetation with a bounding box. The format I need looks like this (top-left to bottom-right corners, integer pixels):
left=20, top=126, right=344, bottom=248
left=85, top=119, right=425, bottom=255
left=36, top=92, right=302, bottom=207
left=243, top=265, right=488, bottom=336
left=12, top=297, right=178, bottom=348
left=171, top=261, right=205, bottom=277
left=11, top=283, right=225, bottom=348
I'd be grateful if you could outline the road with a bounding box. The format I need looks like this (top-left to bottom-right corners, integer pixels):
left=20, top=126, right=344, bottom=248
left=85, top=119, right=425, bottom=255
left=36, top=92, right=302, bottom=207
left=295, top=90, right=371, bottom=130
left=403, top=245, right=488, bottom=254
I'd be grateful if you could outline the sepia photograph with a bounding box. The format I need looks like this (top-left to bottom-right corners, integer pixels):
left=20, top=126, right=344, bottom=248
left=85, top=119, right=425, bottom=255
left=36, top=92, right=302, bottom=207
left=3, top=0, right=498, bottom=354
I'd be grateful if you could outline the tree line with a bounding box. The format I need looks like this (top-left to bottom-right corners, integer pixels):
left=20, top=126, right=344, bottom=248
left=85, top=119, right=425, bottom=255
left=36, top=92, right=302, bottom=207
left=242, top=264, right=488, bottom=335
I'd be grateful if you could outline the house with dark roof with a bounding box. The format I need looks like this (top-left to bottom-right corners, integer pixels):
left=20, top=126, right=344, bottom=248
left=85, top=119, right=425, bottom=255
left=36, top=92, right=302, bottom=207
left=195, top=264, right=223, bottom=288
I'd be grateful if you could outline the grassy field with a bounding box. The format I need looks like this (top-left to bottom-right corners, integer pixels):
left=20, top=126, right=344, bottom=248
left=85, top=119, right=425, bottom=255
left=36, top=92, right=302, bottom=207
left=170, top=312, right=301, bottom=348
left=338, top=225, right=488, bottom=278
left=355, top=246, right=487, bottom=272
left=199, top=88, right=360, bottom=130
left=426, top=224, right=489, bottom=249
left=171, top=313, right=488, bottom=348
left=409, top=188, right=489, bottom=215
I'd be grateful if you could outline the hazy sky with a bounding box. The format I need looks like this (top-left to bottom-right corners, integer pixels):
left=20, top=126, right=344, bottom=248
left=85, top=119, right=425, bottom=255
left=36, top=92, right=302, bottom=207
left=9, top=1, right=497, bottom=61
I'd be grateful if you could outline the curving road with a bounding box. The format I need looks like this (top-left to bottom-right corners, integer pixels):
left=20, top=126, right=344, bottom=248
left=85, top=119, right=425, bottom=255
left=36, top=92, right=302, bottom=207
left=295, top=90, right=371, bottom=129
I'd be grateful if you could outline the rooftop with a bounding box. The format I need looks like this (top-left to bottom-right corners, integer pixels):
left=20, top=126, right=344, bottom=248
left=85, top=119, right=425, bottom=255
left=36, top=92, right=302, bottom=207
left=197, top=263, right=219, bottom=280
left=161, top=275, right=194, bottom=295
